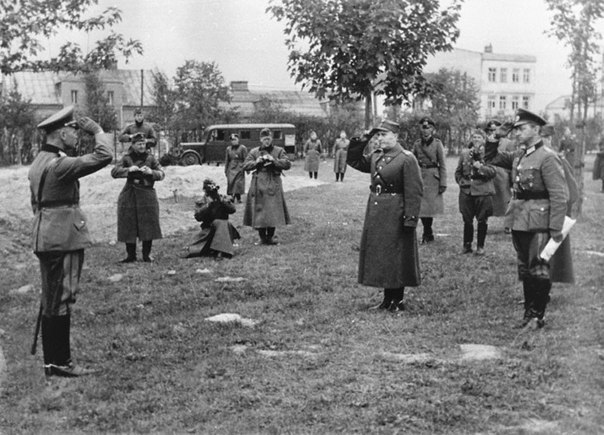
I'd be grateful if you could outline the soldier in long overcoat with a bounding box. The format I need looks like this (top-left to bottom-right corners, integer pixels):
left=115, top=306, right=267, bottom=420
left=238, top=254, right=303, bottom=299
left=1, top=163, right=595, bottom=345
left=111, top=133, right=165, bottom=262
left=504, top=109, right=573, bottom=329
left=243, top=128, right=291, bottom=245
left=592, top=140, right=604, bottom=193
left=29, top=106, right=112, bottom=377
left=224, top=134, right=248, bottom=203
left=118, top=107, right=157, bottom=150
left=303, top=131, right=322, bottom=179
left=483, top=120, right=512, bottom=217
left=347, top=120, right=423, bottom=312
left=183, top=178, right=240, bottom=258
left=411, top=117, right=447, bottom=243
left=333, top=130, right=349, bottom=182
left=455, top=129, right=497, bottom=255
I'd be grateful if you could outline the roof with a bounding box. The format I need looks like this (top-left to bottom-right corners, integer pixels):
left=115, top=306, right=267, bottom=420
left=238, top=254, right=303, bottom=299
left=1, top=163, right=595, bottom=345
left=206, top=123, right=296, bottom=130
left=2, top=69, right=157, bottom=106
left=482, top=53, right=536, bottom=63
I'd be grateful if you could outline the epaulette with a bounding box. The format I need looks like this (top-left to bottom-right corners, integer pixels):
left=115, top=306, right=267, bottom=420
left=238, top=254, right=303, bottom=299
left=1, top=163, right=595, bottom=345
left=402, top=149, right=413, bottom=156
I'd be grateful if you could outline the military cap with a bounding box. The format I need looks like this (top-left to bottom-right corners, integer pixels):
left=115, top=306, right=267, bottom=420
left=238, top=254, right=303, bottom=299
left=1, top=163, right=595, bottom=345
left=37, top=105, right=79, bottom=133
left=134, top=107, right=143, bottom=115
left=368, top=119, right=400, bottom=138
left=513, top=108, right=546, bottom=127
left=485, top=120, right=502, bottom=132
left=203, top=178, right=219, bottom=191
left=260, top=128, right=272, bottom=138
left=419, top=117, right=436, bottom=128
left=131, top=132, right=146, bottom=142
left=230, top=133, right=239, bottom=140
left=540, top=124, right=555, bottom=138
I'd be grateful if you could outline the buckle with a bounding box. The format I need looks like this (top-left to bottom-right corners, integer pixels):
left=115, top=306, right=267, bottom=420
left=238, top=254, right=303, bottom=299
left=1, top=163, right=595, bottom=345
left=375, top=185, right=382, bottom=195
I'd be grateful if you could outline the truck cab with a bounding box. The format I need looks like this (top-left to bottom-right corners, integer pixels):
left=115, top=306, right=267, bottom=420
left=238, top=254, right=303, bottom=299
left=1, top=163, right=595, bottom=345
left=180, top=123, right=296, bottom=165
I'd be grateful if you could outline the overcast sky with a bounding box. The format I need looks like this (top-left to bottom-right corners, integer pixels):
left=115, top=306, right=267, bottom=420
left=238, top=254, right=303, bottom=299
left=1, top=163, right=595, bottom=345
left=48, top=0, right=599, bottom=111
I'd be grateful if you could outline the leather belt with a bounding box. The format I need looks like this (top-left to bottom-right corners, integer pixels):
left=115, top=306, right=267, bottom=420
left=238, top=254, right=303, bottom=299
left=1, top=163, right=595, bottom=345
left=514, top=191, right=549, bottom=200
left=420, top=164, right=438, bottom=169
left=370, top=185, right=402, bottom=195
left=38, top=201, right=78, bottom=208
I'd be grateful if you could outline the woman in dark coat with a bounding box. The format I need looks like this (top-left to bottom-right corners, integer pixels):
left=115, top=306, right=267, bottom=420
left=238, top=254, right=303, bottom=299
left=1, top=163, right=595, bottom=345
left=224, top=134, right=248, bottom=203
left=347, top=120, right=423, bottom=312
left=184, top=178, right=240, bottom=258
left=303, top=131, right=322, bottom=179
left=111, top=133, right=164, bottom=262
left=332, top=130, right=349, bottom=182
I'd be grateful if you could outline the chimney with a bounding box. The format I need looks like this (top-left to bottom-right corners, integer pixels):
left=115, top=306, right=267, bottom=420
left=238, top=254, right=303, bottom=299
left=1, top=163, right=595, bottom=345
left=230, top=81, right=249, bottom=92
left=484, top=44, right=493, bottom=53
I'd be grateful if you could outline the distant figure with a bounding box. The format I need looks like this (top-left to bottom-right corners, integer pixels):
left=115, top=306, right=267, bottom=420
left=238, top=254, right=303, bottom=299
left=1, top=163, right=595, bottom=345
left=29, top=106, right=112, bottom=377
left=224, top=134, right=248, bottom=203
left=303, top=131, right=322, bottom=179
left=411, top=117, right=447, bottom=244
left=111, top=132, right=165, bottom=263
left=484, top=120, right=512, bottom=217
left=119, top=108, right=157, bottom=151
left=333, top=130, right=349, bottom=182
left=592, top=139, right=604, bottom=193
left=183, top=178, right=240, bottom=258
left=558, top=127, right=576, bottom=169
left=347, top=120, right=423, bottom=312
left=455, top=129, right=496, bottom=255
left=243, top=128, right=291, bottom=245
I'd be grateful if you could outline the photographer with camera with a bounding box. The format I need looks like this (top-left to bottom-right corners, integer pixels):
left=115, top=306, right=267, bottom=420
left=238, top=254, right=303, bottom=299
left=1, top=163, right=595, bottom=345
left=455, top=129, right=497, bottom=255
left=182, top=178, right=240, bottom=258
left=243, top=128, right=291, bottom=245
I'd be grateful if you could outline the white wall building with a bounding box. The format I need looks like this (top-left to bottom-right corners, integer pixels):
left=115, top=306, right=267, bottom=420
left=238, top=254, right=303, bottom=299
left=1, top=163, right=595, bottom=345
left=424, top=45, right=537, bottom=120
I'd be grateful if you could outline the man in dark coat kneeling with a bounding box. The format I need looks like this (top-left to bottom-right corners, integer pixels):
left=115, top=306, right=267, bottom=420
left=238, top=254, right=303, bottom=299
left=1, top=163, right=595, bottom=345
left=347, top=120, right=424, bottom=311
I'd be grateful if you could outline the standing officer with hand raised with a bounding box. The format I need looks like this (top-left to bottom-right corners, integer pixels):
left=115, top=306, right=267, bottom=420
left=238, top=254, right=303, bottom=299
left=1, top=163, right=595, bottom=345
left=347, top=120, right=423, bottom=312
left=29, top=106, right=112, bottom=377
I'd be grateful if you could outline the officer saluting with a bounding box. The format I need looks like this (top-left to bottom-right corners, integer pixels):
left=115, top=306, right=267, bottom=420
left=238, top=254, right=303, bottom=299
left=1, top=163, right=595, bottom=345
left=28, top=106, right=112, bottom=377
left=505, top=108, right=573, bottom=329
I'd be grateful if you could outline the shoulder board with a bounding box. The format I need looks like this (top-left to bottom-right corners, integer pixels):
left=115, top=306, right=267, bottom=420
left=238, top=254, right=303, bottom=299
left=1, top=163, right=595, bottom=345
left=401, top=149, right=412, bottom=156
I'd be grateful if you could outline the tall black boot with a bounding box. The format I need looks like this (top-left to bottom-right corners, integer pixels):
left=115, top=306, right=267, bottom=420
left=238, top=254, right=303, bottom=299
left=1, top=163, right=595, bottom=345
left=142, top=240, right=153, bottom=262
left=476, top=221, right=488, bottom=255
left=519, top=278, right=536, bottom=327
left=335, top=173, right=340, bottom=182
left=340, top=173, right=344, bottom=182
left=421, top=218, right=434, bottom=243
left=266, top=227, right=278, bottom=245
left=120, top=243, right=136, bottom=263
left=533, top=279, right=552, bottom=328
left=389, top=287, right=405, bottom=312
left=258, top=228, right=267, bottom=244
left=54, top=314, right=71, bottom=367
left=371, top=289, right=392, bottom=310
left=463, top=222, right=474, bottom=253
left=42, top=316, right=56, bottom=367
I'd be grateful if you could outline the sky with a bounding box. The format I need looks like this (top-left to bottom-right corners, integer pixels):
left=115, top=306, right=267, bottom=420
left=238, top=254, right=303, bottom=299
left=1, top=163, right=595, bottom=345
left=47, top=0, right=596, bottom=111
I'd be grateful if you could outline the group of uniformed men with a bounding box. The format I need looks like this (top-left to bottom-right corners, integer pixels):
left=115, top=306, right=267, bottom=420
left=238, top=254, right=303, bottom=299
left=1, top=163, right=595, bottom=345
left=27, top=104, right=575, bottom=378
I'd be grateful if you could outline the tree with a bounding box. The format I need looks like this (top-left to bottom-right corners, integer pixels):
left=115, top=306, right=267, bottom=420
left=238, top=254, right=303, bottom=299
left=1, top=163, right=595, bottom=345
left=267, top=0, right=462, bottom=128
left=545, top=0, right=604, bottom=214
left=0, top=1, right=143, bottom=74
left=83, top=71, right=118, bottom=132
left=0, top=82, right=37, bottom=165
left=172, top=60, right=232, bottom=135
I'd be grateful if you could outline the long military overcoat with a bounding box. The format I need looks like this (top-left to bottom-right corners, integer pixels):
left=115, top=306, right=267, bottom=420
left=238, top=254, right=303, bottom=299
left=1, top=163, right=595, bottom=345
left=412, top=137, right=446, bottom=216
left=185, top=196, right=240, bottom=257
left=333, top=138, right=349, bottom=173
left=225, top=144, right=248, bottom=195
left=485, top=141, right=512, bottom=216
left=592, top=152, right=604, bottom=181
left=242, top=146, right=291, bottom=228
left=303, top=139, right=322, bottom=172
left=111, top=150, right=165, bottom=243
left=347, top=138, right=423, bottom=288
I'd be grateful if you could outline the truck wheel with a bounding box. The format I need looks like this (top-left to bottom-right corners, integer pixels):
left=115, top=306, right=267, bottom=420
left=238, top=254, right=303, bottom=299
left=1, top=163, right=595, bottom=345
left=181, top=152, right=201, bottom=166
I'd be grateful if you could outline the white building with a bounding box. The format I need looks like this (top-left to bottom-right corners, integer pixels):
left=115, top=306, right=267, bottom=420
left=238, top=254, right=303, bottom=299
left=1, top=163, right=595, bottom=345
left=424, top=45, right=537, bottom=120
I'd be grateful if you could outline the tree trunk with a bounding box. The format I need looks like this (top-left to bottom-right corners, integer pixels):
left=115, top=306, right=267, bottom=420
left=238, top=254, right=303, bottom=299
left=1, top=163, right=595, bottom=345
left=364, top=91, right=372, bottom=130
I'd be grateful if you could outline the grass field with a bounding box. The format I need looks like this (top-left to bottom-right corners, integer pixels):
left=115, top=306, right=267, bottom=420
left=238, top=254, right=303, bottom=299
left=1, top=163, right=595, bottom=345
left=1, top=156, right=603, bottom=434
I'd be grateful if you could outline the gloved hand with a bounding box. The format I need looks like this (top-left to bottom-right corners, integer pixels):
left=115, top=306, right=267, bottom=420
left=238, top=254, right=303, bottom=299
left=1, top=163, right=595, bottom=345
left=77, top=117, right=103, bottom=135
left=550, top=229, right=564, bottom=243
left=438, top=185, right=447, bottom=194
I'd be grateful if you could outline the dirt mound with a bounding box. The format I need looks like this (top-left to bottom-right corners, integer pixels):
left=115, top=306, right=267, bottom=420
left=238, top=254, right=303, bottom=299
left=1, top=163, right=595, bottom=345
left=0, top=164, right=324, bottom=246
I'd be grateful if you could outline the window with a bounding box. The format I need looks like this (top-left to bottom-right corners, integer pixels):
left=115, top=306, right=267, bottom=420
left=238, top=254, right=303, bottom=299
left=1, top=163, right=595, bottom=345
left=499, top=95, right=507, bottom=110
left=488, top=68, right=496, bottom=82
left=523, top=68, right=530, bottom=83
left=500, top=68, right=507, bottom=83
left=240, top=130, right=251, bottom=140
left=273, top=130, right=283, bottom=140
left=488, top=95, right=496, bottom=110
left=511, top=96, right=519, bottom=110
left=512, top=68, right=520, bottom=83
left=215, top=129, right=225, bottom=141
left=107, top=90, right=114, bottom=105
left=522, top=96, right=530, bottom=109
left=70, top=90, right=78, bottom=104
